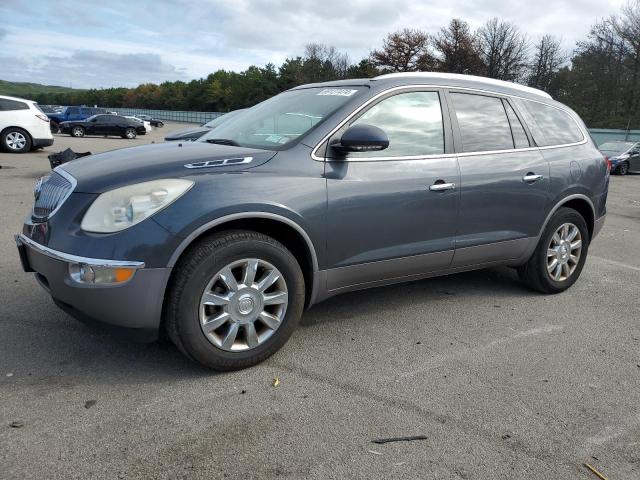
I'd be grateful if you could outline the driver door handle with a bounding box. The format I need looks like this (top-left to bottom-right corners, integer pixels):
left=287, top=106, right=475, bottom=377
left=522, top=173, right=543, bottom=183
left=429, top=182, right=456, bottom=192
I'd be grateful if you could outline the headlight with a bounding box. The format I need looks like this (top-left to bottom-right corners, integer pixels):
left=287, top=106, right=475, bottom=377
left=618, top=153, right=630, bottom=160
left=81, top=179, right=194, bottom=233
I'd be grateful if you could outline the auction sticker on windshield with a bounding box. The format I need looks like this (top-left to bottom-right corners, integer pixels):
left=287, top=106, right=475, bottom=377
left=317, top=88, right=359, bottom=96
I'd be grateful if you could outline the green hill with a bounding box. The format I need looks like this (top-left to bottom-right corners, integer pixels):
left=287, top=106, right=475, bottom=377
left=0, top=80, right=84, bottom=100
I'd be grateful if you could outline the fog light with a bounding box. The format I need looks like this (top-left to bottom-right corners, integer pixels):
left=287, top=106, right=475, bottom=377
left=69, top=264, right=136, bottom=285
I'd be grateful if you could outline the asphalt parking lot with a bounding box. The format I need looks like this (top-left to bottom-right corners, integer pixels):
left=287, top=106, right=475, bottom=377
left=1, top=127, right=639, bottom=479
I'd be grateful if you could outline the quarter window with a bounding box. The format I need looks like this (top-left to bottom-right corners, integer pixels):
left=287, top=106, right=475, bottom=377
left=349, top=91, right=445, bottom=157
left=516, top=99, right=584, bottom=146
left=0, top=99, right=29, bottom=111
left=451, top=93, right=514, bottom=152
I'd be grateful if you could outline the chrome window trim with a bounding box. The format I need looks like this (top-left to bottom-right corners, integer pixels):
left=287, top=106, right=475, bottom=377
left=311, top=84, right=588, bottom=162
left=33, top=167, right=78, bottom=221
left=16, top=234, right=145, bottom=269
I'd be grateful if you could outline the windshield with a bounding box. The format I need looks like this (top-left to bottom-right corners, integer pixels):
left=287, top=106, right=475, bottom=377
left=85, top=115, right=99, bottom=122
left=199, top=87, right=365, bottom=149
left=203, top=109, right=245, bottom=128
left=599, top=141, right=635, bottom=154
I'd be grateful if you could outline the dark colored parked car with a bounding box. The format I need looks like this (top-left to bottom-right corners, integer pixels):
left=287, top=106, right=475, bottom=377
left=16, top=73, right=608, bottom=370
left=598, top=140, right=640, bottom=175
left=134, top=114, right=164, bottom=127
left=164, top=109, right=245, bottom=142
left=59, top=114, right=146, bottom=139
left=48, top=106, right=109, bottom=132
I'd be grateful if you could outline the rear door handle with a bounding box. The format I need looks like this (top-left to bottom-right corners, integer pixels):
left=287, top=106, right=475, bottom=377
left=522, top=173, right=543, bottom=183
left=429, top=182, right=456, bottom=192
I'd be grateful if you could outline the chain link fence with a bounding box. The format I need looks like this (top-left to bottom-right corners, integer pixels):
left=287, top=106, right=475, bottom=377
left=589, top=128, right=640, bottom=146
left=105, top=108, right=223, bottom=124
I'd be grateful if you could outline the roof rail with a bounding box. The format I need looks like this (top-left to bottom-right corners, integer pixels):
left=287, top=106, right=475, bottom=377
left=373, top=72, right=552, bottom=100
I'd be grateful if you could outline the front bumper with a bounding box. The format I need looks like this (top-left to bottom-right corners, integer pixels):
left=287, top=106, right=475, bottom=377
left=15, top=234, right=170, bottom=342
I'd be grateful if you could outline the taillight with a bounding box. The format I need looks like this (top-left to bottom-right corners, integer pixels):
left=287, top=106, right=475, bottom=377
left=603, top=155, right=611, bottom=174
left=35, top=114, right=50, bottom=122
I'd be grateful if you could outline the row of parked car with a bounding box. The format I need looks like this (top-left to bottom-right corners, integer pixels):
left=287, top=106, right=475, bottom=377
left=0, top=95, right=170, bottom=153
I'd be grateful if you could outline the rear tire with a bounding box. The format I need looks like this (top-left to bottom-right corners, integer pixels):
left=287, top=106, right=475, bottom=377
left=165, top=230, right=305, bottom=370
left=617, top=161, right=629, bottom=175
left=518, top=207, right=589, bottom=294
left=1, top=128, right=32, bottom=153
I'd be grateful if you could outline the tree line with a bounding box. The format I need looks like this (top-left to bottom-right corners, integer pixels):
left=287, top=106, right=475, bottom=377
left=28, top=1, right=640, bottom=129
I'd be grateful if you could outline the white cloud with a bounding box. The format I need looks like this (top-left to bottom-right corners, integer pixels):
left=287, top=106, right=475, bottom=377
left=0, top=0, right=627, bottom=88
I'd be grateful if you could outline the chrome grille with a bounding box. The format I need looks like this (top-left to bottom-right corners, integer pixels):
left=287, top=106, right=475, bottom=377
left=32, top=171, right=74, bottom=221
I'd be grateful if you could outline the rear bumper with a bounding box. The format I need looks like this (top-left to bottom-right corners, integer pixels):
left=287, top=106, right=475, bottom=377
left=33, top=138, right=54, bottom=148
left=594, top=214, right=606, bottom=239
left=16, top=234, right=170, bottom=342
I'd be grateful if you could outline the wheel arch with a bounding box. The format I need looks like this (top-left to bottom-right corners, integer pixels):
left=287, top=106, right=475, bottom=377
left=166, top=213, right=320, bottom=308
left=541, top=194, right=595, bottom=240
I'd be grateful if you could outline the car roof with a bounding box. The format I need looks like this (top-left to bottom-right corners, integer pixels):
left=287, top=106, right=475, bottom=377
left=292, top=72, right=552, bottom=102
left=0, top=94, right=35, bottom=103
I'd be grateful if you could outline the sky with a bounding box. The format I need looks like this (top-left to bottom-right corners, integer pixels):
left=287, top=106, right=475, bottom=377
left=0, top=0, right=627, bottom=89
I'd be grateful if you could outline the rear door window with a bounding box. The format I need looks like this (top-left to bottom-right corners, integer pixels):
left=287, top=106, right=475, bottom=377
left=516, top=99, right=584, bottom=146
left=451, top=93, right=513, bottom=152
left=348, top=91, right=445, bottom=158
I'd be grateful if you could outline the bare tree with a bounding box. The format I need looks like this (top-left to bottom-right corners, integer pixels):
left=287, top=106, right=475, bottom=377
left=614, top=1, right=640, bottom=118
left=477, top=18, right=529, bottom=81
left=527, top=35, right=566, bottom=90
left=303, top=43, right=351, bottom=81
left=432, top=19, right=484, bottom=74
left=370, top=28, right=435, bottom=72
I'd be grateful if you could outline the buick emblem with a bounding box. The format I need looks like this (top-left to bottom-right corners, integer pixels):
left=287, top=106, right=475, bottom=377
left=33, top=177, right=44, bottom=201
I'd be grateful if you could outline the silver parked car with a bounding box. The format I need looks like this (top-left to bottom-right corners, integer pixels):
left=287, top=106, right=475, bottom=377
left=16, top=73, right=609, bottom=370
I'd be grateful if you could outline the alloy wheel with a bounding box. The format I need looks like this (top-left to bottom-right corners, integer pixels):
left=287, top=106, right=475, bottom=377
left=6, top=131, right=26, bottom=150
left=72, top=127, right=83, bottom=137
left=199, top=258, right=288, bottom=352
left=547, top=222, right=582, bottom=282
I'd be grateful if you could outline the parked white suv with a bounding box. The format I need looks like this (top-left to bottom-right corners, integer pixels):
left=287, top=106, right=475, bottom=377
left=0, top=95, right=54, bottom=153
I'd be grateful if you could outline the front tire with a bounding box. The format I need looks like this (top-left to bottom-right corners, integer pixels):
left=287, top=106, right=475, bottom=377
left=1, top=128, right=32, bottom=153
left=165, top=231, right=305, bottom=370
left=71, top=126, right=85, bottom=137
left=124, top=128, right=137, bottom=139
left=518, top=207, right=589, bottom=294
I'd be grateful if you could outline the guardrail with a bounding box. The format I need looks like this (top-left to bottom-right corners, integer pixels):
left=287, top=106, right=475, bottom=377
left=105, top=108, right=223, bottom=124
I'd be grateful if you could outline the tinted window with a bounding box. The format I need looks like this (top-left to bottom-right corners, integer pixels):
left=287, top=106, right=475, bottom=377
left=67, top=107, right=79, bottom=115
left=504, top=101, right=529, bottom=148
left=517, top=99, right=583, bottom=146
left=0, top=99, right=29, bottom=111
left=349, top=91, right=444, bottom=157
left=451, top=93, right=513, bottom=152
left=95, top=115, right=111, bottom=123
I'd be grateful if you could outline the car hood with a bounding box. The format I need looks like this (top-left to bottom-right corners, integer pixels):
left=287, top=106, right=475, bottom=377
left=164, top=126, right=210, bottom=140
left=61, top=141, right=277, bottom=193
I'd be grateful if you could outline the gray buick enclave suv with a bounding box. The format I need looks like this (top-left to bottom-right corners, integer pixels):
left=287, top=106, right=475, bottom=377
left=16, top=73, right=608, bottom=370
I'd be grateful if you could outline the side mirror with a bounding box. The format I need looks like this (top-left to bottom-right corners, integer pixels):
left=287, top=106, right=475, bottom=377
left=331, top=124, right=389, bottom=154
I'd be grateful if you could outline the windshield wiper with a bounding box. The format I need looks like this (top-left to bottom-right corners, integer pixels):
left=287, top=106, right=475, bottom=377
left=205, top=138, right=240, bottom=146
